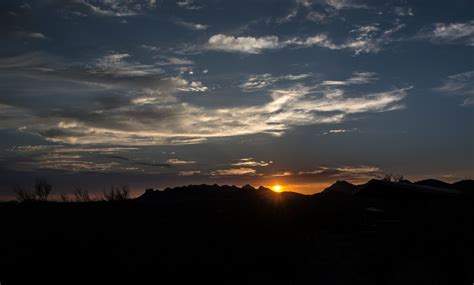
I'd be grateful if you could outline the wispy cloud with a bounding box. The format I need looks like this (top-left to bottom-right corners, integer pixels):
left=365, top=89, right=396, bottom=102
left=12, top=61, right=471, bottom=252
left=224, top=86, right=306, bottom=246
left=207, top=23, right=404, bottom=55
left=166, top=158, right=196, bottom=165
left=0, top=52, right=410, bottom=145
left=176, top=0, right=203, bottom=10
left=434, top=71, right=474, bottom=106
left=64, top=0, right=157, bottom=17
left=323, top=0, right=368, bottom=10
left=240, top=73, right=311, bottom=92
left=393, top=6, right=414, bottom=17
left=14, top=31, right=49, bottom=40
left=322, top=71, right=377, bottom=86
left=179, top=170, right=201, bottom=176
left=175, top=20, right=209, bottom=31
left=232, top=158, right=272, bottom=167
left=90, top=52, right=163, bottom=77
left=417, top=21, right=474, bottom=46
left=211, top=168, right=257, bottom=176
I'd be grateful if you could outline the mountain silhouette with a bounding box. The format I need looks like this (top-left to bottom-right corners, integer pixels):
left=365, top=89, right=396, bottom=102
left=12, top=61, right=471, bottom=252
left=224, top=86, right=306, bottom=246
left=414, top=178, right=455, bottom=189
left=321, top=180, right=357, bottom=195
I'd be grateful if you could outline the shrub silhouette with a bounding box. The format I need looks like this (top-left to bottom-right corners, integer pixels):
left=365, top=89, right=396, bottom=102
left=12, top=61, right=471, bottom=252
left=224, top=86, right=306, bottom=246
left=60, top=194, right=70, bottom=202
left=13, top=184, right=37, bottom=202
left=73, top=186, right=91, bottom=202
left=103, top=185, right=130, bottom=201
left=13, top=178, right=53, bottom=202
left=34, top=178, right=52, bottom=201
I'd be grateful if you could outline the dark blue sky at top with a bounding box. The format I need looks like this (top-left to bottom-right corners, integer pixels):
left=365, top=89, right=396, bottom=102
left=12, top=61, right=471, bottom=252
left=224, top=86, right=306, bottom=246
left=0, top=0, right=472, bottom=197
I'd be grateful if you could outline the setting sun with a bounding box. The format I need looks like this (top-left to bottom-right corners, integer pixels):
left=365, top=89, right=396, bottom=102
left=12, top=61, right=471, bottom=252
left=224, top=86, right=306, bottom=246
left=272, top=185, right=283, bottom=192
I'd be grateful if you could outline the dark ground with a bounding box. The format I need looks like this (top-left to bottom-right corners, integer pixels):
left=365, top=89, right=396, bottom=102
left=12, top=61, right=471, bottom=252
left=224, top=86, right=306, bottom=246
left=0, top=183, right=473, bottom=284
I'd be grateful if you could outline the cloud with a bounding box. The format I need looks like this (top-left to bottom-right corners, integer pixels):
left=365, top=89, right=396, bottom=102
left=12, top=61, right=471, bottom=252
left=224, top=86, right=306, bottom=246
left=276, top=7, right=299, bottom=24
left=176, top=0, right=203, bottom=10
left=64, top=0, right=157, bottom=17
left=232, top=158, right=272, bottom=167
left=0, top=52, right=410, bottom=145
left=179, top=170, right=201, bottom=176
left=166, top=158, right=196, bottom=165
left=434, top=71, right=474, bottom=106
left=177, top=80, right=208, bottom=92
left=207, top=23, right=404, bottom=55
left=322, top=71, right=377, bottom=86
left=89, top=52, right=163, bottom=77
left=14, top=31, right=48, bottom=40
left=321, top=128, right=357, bottom=135
left=240, top=73, right=311, bottom=92
left=155, top=56, right=195, bottom=66
left=393, top=6, right=414, bottom=17
left=344, top=23, right=405, bottom=55
left=211, top=168, right=256, bottom=176
left=323, top=0, right=368, bottom=10
left=306, top=11, right=328, bottom=22
left=207, top=34, right=280, bottom=54
left=175, top=20, right=209, bottom=31
left=417, top=21, right=474, bottom=46
left=240, top=74, right=278, bottom=91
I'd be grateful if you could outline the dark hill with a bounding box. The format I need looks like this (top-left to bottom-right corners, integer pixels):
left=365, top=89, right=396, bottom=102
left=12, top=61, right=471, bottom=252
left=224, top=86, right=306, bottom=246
left=354, top=179, right=460, bottom=199
left=321, top=180, right=357, bottom=195
left=414, top=179, right=454, bottom=189
left=452, top=179, right=474, bottom=191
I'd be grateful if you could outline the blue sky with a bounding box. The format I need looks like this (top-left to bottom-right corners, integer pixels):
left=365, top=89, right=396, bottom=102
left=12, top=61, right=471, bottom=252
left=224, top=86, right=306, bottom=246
left=0, top=0, right=473, bottom=197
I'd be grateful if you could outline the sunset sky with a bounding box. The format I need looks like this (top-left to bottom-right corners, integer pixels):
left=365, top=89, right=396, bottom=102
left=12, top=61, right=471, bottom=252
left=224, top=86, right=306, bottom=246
left=0, top=0, right=473, bottom=198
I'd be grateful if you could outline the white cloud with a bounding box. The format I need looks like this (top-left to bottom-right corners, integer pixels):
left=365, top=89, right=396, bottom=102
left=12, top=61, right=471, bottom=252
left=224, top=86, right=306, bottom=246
left=207, top=34, right=280, bottom=54
left=232, top=158, right=272, bottom=167
left=166, top=158, right=196, bottom=164
left=175, top=20, right=209, bottom=31
left=1, top=53, right=410, bottom=145
left=434, top=71, right=474, bottom=107
left=306, top=11, right=327, bottom=22
left=418, top=21, right=474, bottom=46
left=155, top=56, right=195, bottom=66
left=393, top=6, right=414, bottom=17
left=90, top=52, right=163, bottom=77
left=179, top=170, right=201, bottom=176
left=344, top=23, right=404, bottom=55
left=324, top=0, right=368, bottom=10
left=71, top=0, right=157, bottom=17
left=176, top=0, right=202, bottom=10
left=240, top=74, right=278, bottom=91
left=19, top=83, right=409, bottom=145
left=208, top=24, right=404, bottom=55
left=211, top=168, right=256, bottom=176
left=177, top=80, right=208, bottom=92
left=240, top=73, right=311, bottom=92
left=277, top=7, right=299, bottom=24
left=322, top=71, right=377, bottom=86
left=19, top=31, right=48, bottom=40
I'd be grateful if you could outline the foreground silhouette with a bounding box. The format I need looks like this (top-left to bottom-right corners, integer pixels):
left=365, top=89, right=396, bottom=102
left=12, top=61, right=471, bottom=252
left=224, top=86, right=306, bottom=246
left=0, top=179, right=473, bottom=284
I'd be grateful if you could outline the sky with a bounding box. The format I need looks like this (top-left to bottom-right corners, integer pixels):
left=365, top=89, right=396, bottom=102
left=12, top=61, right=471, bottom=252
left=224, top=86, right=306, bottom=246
left=0, top=0, right=473, bottom=198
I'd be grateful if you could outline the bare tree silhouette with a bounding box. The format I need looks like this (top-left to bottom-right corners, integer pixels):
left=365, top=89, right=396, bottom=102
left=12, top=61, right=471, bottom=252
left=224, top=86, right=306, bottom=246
left=380, top=173, right=404, bottom=183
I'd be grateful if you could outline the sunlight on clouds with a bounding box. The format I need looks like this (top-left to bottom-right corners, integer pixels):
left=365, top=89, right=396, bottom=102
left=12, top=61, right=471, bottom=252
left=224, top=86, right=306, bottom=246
left=232, top=158, right=273, bottom=167
left=211, top=168, right=257, bottom=176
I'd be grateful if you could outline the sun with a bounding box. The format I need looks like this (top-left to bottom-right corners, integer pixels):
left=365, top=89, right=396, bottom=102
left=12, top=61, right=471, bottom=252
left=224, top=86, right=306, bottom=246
left=272, top=185, right=283, bottom=192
